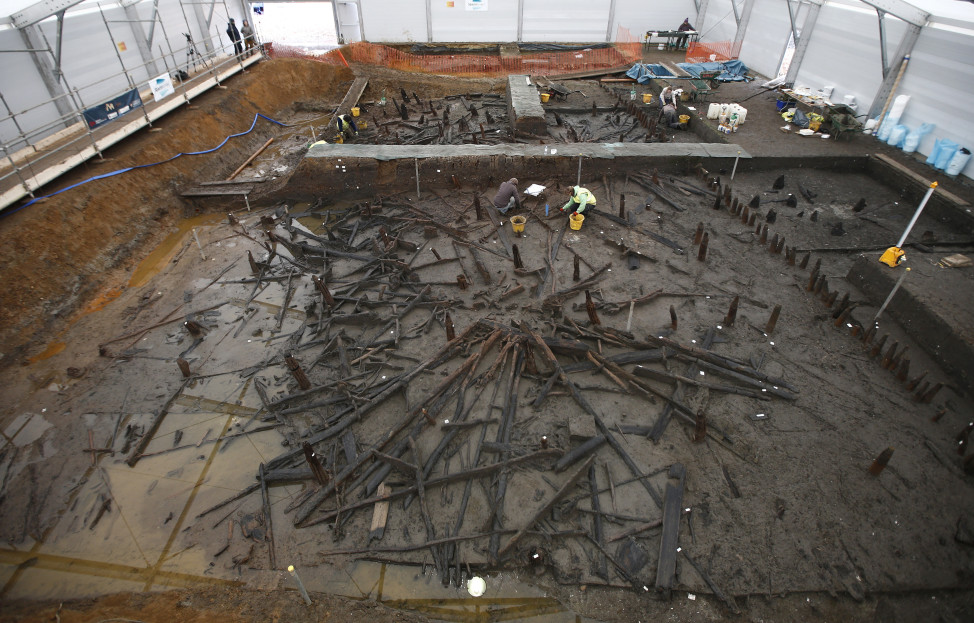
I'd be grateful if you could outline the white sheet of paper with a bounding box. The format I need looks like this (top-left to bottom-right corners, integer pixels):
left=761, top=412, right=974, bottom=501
left=525, top=184, right=546, bottom=196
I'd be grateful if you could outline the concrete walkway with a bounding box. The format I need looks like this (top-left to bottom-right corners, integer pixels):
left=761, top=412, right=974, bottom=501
left=307, top=142, right=751, bottom=161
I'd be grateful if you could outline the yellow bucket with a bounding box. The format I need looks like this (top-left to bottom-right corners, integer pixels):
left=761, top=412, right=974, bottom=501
left=642, top=93, right=652, bottom=104
left=510, top=215, right=526, bottom=234
left=569, top=212, right=585, bottom=231
left=540, top=93, right=550, bottom=103
left=351, top=107, right=360, bottom=117
left=358, top=120, right=367, bottom=129
left=679, top=114, right=691, bottom=124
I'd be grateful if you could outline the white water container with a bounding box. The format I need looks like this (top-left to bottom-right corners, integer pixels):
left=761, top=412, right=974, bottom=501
left=730, top=104, right=747, bottom=124
left=708, top=103, right=721, bottom=119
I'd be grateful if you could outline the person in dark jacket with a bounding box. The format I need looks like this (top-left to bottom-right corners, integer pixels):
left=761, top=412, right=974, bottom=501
left=662, top=103, right=686, bottom=129
left=492, top=178, right=522, bottom=214
left=676, top=18, right=695, bottom=49
left=226, top=19, right=243, bottom=56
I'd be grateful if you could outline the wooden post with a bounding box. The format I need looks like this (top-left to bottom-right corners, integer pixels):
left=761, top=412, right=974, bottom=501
left=285, top=354, right=312, bottom=390
left=725, top=296, right=739, bottom=326
left=697, top=233, right=709, bottom=261
left=585, top=291, right=601, bottom=325
left=765, top=305, right=781, bottom=335
left=445, top=312, right=455, bottom=342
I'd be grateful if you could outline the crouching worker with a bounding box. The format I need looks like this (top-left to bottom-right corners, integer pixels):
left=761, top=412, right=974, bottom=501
left=336, top=114, right=358, bottom=141
left=492, top=177, right=522, bottom=215
left=662, top=103, right=687, bottom=130
left=560, top=185, right=596, bottom=216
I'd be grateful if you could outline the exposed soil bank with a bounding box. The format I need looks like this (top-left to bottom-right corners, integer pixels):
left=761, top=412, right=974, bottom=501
left=0, top=59, right=353, bottom=367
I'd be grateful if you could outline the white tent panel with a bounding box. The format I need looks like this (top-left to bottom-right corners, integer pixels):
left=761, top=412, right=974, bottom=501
left=889, top=23, right=974, bottom=178
left=739, top=0, right=792, bottom=79
left=521, top=0, right=611, bottom=42
left=613, top=0, right=693, bottom=42
left=791, top=1, right=907, bottom=115
left=0, top=30, right=65, bottom=151
left=42, top=7, right=148, bottom=107
left=699, top=0, right=740, bottom=42
left=432, top=0, right=517, bottom=42
left=359, top=0, right=427, bottom=42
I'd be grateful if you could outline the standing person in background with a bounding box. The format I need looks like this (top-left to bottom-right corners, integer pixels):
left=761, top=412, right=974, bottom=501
left=660, top=86, right=683, bottom=108
left=226, top=18, right=243, bottom=57
left=241, top=20, right=256, bottom=56
left=676, top=18, right=695, bottom=49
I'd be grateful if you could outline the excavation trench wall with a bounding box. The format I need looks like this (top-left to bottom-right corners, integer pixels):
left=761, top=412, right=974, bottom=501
left=0, top=59, right=354, bottom=364
left=848, top=255, right=974, bottom=395
left=285, top=147, right=878, bottom=203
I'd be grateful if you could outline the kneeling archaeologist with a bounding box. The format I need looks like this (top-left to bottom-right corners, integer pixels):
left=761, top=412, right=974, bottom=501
left=560, top=185, right=596, bottom=216
left=336, top=113, right=358, bottom=141
left=492, top=178, right=523, bottom=215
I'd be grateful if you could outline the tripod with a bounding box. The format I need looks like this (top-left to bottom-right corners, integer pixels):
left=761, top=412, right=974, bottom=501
left=183, top=33, right=208, bottom=75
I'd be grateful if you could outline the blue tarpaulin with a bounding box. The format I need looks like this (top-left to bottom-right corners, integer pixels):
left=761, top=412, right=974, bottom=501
left=625, top=63, right=676, bottom=84
left=676, top=60, right=750, bottom=82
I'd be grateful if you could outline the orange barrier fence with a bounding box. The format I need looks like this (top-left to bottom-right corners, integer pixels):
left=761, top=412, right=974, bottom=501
left=268, top=27, right=642, bottom=77
left=266, top=43, right=349, bottom=66
left=685, top=41, right=742, bottom=63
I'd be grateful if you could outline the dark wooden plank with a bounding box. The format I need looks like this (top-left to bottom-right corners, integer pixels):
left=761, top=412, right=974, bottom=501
left=181, top=186, right=253, bottom=197
left=497, top=456, right=594, bottom=559
left=655, top=463, right=686, bottom=595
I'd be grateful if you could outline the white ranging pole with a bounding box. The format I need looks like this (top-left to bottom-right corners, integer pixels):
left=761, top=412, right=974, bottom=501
left=873, top=267, right=910, bottom=325
left=895, top=182, right=937, bottom=249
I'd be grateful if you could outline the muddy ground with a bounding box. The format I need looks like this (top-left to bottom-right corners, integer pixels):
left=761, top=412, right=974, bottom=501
left=1, top=56, right=974, bottom=623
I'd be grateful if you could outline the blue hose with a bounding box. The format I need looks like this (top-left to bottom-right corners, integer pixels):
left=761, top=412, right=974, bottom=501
left=4, top=113, right=291, bottom=219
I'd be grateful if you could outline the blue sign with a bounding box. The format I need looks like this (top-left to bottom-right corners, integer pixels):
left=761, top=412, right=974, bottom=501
left=82, top=88, right=143, bottom=129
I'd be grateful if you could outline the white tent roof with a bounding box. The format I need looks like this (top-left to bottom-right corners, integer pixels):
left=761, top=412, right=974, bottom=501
left=3, top=0, right=972, bottom=24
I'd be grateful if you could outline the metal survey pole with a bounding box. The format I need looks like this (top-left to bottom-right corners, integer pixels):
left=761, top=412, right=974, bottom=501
left=287, top=565, right=312, bottom=605
left=873, top=267, right=910, bottom=325
left=895, top=182, right=937, bottom=249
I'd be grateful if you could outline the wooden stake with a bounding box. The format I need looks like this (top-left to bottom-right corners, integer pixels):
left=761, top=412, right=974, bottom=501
left=869, top=447, right=894, bottom=475
left=227, top=138, right=274, bottom=182
left=765, top=305, right=781, bottom=335
left=285, top=354, right=312, bottom=390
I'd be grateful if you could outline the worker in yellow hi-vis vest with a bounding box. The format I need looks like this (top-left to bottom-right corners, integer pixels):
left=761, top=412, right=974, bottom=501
left=560, top=185, right=597, bottom=216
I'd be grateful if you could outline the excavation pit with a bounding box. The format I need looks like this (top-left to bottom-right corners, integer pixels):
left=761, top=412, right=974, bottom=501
left=2, top=59, right=973, bottom=622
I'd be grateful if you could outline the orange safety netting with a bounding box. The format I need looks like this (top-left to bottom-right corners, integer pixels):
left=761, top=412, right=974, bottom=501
left=267, top=27, right=641, bottom=77
left=266, top=43, right=349, bottom=67
left=685, top=41, right=742, bottom=64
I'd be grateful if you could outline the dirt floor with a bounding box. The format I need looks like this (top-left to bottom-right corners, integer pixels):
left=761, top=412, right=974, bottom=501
left=2, top=55, right=974, bottom=623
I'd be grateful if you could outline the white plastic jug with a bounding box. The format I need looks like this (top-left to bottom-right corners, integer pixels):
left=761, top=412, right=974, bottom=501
left=707, top=103, right=720, bottom=119
left=730, top=104, right=747, bottom=124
